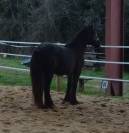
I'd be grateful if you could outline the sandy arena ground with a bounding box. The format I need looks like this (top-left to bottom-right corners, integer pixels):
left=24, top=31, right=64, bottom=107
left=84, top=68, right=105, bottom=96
left=0, top=86, right=129, bottom=133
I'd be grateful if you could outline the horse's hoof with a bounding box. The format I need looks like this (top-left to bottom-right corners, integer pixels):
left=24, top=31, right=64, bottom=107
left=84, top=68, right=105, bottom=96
left=34, top=101, right=44, bottom=109
left=52, top=106, right=58, bottom=112
left=36, top=104, right=45, bottom=109
left=62, top=96, right=71, bottom=103
left=69, top=100, right=81, bottom=105
left=62, top=99, right=69, bottom=104
left=44, top=103, right=55, bottom=109
left=62, top=99, right=82, bottom=105
left=62, top=100, right=66, bottom=104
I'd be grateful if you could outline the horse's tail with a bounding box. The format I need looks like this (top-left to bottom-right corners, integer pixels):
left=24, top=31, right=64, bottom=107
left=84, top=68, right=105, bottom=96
left=30, top=51, right=44, bottom=107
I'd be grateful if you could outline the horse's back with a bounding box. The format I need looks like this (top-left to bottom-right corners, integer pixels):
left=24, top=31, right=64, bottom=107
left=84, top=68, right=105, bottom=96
left=31, top=44, right=76, bottom=75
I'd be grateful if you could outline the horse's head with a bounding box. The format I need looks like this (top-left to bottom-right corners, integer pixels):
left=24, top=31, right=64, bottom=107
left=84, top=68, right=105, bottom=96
left=82, top=25, right=100, bottom=46
left=66, top=25, right=101, bottom=50
left=84, top=25, right=103, bottom=60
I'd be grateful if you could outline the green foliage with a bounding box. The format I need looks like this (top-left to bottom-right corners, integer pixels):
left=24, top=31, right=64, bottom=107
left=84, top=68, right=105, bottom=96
left=81, top=68, right=105, bottom=77
left=0, top=0, right=105, bottom=42
left=0, top=70, right=31, bottom=85
left=0, top=57, right=129, bottom=97
left=0, top=56, right=26, bottom=68
left=0, top=1, right=129, bottom=95
left=0, top=56, right=30, bottom=85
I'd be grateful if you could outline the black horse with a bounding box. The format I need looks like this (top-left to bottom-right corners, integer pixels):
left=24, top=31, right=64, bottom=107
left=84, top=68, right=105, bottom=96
left=30, top=25, right=100, bottom=108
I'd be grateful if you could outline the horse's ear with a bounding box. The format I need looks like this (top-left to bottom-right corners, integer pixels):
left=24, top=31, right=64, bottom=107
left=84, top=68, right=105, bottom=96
left=87, top=24, right=94, bottom=32
left=84, top=25, right=92, bottom=30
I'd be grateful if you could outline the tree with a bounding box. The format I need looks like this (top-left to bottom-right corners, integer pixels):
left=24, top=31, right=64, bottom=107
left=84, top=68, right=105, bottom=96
left=124, top=0, right=129, bottom=71
left=0, top=0, right=104, bottom=42
left=0, top=0, right=31, bottom=40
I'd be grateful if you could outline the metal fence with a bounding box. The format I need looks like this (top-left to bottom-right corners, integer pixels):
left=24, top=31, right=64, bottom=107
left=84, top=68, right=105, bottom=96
left=0, top=40, right=129, bottom=91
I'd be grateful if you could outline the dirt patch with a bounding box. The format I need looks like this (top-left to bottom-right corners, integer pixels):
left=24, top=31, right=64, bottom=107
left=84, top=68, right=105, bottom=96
left=0, top=86, right=129, bottom=133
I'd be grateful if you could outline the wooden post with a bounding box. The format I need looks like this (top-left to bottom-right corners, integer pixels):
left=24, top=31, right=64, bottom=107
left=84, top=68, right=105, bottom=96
left=56, top=76, right=62, bottom=92
left=105, top=0, right=124, bottom=96
left=79, top=79, right=85, bottom=92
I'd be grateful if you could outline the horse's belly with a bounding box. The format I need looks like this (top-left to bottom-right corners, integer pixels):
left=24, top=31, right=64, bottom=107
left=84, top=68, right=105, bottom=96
left=54, top=68, right=69, bottom=75
left=54, top=63, right=74, bottom=75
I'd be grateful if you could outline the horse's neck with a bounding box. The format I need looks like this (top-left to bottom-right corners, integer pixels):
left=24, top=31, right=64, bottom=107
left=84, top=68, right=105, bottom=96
left=66, top=42, right=86, bottom=53
left=75, top=49, right=85, bottom=60
left=65, top=45, right=85, bottom=61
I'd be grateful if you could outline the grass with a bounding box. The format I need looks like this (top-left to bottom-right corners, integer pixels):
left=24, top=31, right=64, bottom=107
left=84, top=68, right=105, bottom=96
left=0, top=56, right=30, bottom=85
left=0, top=70, right=30, bottom=86
left=0, top=56, right=27, bottom=68
left=0, top=56, right=129, bottom=98
left=81, top=68, right=105, bottom=77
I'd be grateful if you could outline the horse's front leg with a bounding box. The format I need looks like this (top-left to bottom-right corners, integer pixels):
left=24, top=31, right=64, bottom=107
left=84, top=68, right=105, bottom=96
left=63, top=75, right=73, bottom=103
left=44, top=72, right=54, bottom=108
left=68, top=74, right=80, bottom=105
left=63, top=74, right=79, bottom=105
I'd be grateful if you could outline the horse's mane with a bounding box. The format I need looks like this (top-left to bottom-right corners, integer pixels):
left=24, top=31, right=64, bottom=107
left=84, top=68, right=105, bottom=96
left=65, top=26, right=93, bottom=48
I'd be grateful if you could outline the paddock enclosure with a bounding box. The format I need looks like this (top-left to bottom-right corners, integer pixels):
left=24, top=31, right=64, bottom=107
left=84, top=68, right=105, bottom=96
left=0, top=86, right=129, bottom=133
left=0, top=0, right=129, bottom=132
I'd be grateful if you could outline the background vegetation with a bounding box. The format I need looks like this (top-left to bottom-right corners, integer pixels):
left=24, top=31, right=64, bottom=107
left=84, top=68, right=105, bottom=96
left=0, top=0, right=104, bottom=42
left=0, top=0, right=129, bottom=96
left=0, top=0, right=129, bottom=69
left=0, top=56, right=129, bottom=97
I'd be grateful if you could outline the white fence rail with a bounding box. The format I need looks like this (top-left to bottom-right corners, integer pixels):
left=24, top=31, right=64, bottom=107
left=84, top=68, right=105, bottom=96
left=80, top=76, right=129, bottom=83
left=0, top=65, right=29, bottom=72
left=0, top=40, right=41, bottom=45
left=101, top=45, right=129, bottom=48
left=0, top=40, right=129, bottom=86
left=0, top=65, right=128, bottom=83
left=85, top=59, right=129, bottom=65
left=0, top=52, right=31, bottom=58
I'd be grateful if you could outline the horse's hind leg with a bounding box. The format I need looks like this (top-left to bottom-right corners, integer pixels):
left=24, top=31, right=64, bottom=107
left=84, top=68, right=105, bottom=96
left=30, top=53, right=44, bottom=108
left=69, top=75, right=79, bottom=105
left=44, top=72, right=54, bottom=108
left=31, top=72, right=44, bottom=108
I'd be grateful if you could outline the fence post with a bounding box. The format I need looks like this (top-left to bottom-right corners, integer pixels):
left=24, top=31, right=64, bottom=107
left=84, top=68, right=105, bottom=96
left=56, top=76, right=62, bottom=92
left=78, top=79, right=85, bottom=92
left=105, top=0, right=124, bottom=96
